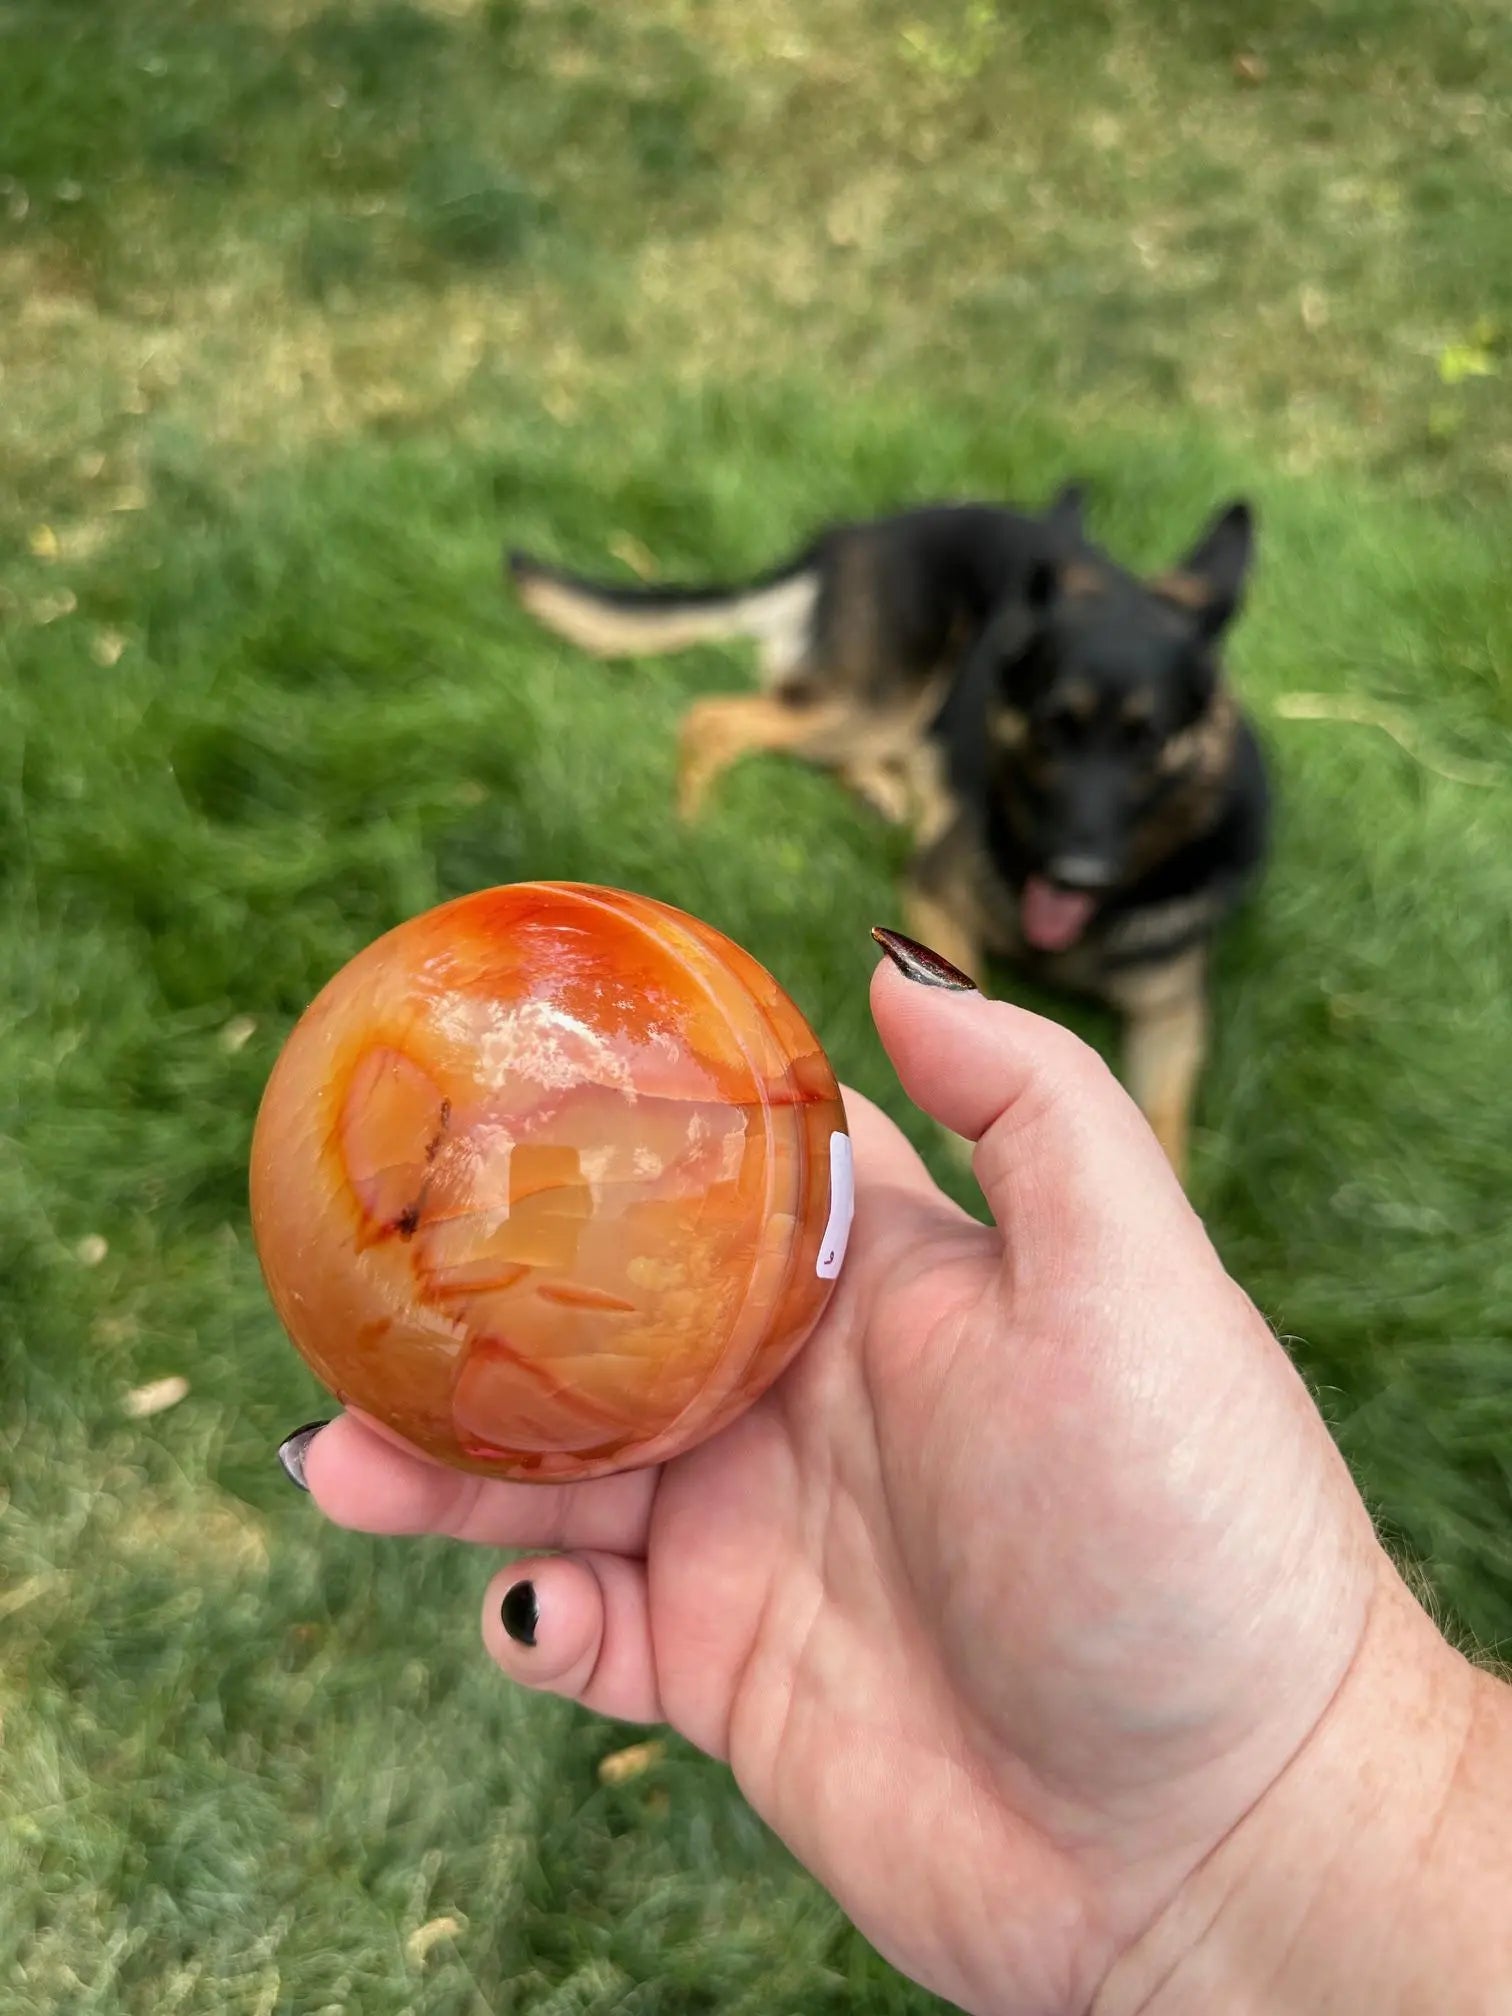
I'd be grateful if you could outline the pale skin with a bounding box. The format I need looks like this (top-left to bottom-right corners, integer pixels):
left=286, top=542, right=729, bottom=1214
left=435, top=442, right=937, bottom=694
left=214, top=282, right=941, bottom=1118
left=299, top=957, right=1512, bottom=2016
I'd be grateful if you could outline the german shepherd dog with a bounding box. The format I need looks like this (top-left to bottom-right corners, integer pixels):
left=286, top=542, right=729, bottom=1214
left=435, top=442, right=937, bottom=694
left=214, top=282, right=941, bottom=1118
left=507, top=485, right=1269, bottom=1179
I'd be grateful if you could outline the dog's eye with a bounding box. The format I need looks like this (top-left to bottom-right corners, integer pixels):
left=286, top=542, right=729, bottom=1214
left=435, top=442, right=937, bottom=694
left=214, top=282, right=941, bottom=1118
left=1035, top=705, right=1080, bottom=748
left=1120, top=715, right=1159, bottom=755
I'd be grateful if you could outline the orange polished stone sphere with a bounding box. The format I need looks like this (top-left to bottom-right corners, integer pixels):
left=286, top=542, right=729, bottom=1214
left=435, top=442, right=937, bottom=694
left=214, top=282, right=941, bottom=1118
left=250, top=883, right=851, bottom=1482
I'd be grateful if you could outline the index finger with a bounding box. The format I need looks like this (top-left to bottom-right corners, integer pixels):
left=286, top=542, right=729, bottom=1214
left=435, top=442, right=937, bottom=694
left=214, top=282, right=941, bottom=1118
left=300, top=1412, right=660, bottom=1557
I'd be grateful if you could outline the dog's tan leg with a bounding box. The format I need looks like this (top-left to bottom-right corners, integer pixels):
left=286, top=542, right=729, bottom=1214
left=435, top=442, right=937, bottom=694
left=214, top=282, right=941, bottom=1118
left=839, top=755, right=914, bottom=826
left=900, top=886, right=985, bottom=990
left=903, top=742, right=959, bottom=851
left=676, top=694, right=850, bottom=821
left=894, top=836, right=998, bottom=1178
left=896, top=813, right=991, bottom=988
left=1109, top=950, right=1209, bottom=1184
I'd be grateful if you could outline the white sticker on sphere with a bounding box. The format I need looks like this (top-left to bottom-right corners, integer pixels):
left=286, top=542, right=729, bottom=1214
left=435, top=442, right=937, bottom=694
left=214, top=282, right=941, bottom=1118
left=816, top=1132, right=854, bottom=1279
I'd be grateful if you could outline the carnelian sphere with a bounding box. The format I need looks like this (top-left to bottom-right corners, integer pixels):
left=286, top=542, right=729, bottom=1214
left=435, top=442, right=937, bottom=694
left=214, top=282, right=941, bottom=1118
left=249, top=883, right=851, bottom=1481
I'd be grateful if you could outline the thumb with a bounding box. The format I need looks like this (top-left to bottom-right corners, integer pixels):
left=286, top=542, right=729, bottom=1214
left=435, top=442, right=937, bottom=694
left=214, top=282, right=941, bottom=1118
left=868, top=939, right=1195, bottom=1255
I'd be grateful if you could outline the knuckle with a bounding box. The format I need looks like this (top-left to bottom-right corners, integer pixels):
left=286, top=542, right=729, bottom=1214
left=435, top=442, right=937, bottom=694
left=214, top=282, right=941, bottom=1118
left=1019, top=1016, right=1118, bottom=1118
left=971, top=1020, right=1119, bottom=1190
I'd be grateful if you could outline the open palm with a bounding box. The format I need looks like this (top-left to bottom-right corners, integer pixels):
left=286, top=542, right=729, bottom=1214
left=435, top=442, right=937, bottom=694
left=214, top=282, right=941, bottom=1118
left=303, top=959, right=1382, bottom=2016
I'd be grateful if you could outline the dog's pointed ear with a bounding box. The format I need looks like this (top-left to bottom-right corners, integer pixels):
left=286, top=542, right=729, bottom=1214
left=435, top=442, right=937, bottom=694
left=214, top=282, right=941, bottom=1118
left=1156, top=501, right=1255, bottom=639
left=1045, top=482, right=1088, bottom=545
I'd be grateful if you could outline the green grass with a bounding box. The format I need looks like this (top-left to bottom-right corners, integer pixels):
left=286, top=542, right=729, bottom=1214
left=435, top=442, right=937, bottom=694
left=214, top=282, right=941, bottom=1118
left=2, top=0, right=1510, bottom=2009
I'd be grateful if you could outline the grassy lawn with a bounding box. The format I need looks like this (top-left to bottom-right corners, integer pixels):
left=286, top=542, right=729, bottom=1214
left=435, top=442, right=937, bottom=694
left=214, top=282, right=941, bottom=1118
left=2, top=1, right=1510, bottom=2010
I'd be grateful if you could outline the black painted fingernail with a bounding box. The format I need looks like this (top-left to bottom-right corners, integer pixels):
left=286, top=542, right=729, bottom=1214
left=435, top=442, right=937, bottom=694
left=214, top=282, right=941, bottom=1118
left=277, top=1420, right=332, bottom=1492
left=501, top=1580, right=538, bottom=1647
left=871, top=926, right=978, bottom=992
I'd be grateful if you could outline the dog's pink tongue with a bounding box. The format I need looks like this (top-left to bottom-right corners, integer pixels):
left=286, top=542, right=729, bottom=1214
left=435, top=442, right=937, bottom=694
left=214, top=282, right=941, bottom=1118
left=1021, top=876, right=1098, bottom=952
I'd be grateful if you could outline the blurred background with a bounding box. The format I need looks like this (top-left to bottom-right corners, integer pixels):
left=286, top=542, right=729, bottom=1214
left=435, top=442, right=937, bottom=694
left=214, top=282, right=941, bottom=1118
left=1, top=1, right=1508, bottom=2010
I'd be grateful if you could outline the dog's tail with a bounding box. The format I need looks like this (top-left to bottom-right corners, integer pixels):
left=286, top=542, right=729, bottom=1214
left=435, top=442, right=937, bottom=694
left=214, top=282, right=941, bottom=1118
left=505, top=547, right=819, bottom=660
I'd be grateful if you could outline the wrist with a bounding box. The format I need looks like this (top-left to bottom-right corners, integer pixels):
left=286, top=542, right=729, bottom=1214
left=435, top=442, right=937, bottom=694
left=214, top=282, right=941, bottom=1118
left=1095, top=1555, right=1512, bottom=2016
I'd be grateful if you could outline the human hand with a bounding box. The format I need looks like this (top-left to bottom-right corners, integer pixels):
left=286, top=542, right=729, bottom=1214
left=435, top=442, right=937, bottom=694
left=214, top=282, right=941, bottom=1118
left=285, top=937, right=1491, bottom=2015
